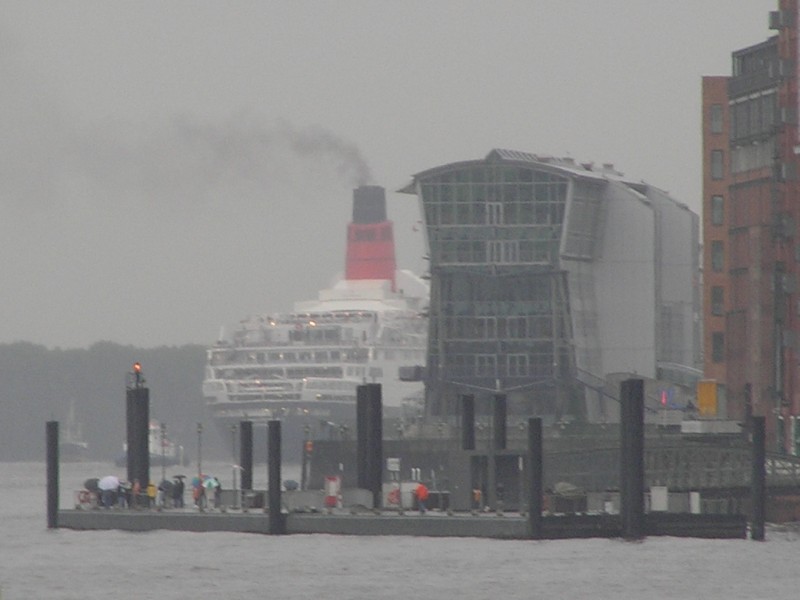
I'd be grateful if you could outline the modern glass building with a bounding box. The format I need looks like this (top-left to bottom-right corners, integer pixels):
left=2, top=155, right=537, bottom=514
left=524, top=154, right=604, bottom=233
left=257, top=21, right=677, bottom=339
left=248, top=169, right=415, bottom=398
left=401, top=149, right=701, bottom=425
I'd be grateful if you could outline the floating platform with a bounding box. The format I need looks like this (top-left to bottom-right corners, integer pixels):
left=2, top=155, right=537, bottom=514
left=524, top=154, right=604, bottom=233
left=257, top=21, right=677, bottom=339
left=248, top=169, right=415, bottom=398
left=56, top=508, right=747, bottom=540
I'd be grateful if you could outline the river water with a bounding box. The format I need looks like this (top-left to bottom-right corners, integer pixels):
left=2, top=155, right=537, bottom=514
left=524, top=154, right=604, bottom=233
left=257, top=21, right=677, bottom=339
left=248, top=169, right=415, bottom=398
left=2, top=460, right=799, bottom=599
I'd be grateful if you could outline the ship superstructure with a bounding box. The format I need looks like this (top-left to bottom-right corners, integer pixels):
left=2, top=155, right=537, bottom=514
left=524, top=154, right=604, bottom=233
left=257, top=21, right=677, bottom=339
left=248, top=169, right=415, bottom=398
left=202, top=186, right=428, bottom=457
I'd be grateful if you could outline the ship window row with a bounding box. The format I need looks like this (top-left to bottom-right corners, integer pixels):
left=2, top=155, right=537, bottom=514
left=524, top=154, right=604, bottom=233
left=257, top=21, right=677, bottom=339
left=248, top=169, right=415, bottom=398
left=439, top=315, right=554, bottom=340
left=377, top=349, right=424, bottom=361
left=212, top=348, right=370, bottom=366
left=221, top=366, right=345, bottom=379
left=424, top=196, right=566, bottom=227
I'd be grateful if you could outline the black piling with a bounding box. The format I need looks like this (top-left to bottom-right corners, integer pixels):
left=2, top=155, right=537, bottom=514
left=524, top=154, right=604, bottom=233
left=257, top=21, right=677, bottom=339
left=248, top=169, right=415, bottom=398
left=751, top=416, right=766, bottom=541
left=620, top=378, right=645, bottom=540
left=527, top=417, right=543, bottom=539
left=46, top=421, right=59, bottom=529
left=240, top=420, right=253, bottom=492
left=126, top=384, right=150, bottom=488
left=461, top=394, right=475, bottom=451
left=267, top=419, right=285, bottom=534
left=493, top=394, right=507, bottom=451
left=357, top=383, right=383, bottom=507
left=366, top=383, right=383, bottom=509
left=356, top=385, right=369, bottom=490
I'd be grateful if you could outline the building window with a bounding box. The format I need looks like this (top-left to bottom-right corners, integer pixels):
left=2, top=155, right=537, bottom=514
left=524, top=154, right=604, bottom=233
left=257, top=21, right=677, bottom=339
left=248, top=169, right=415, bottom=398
left=711, top=195, right=724, bottom=226
left=711, top=332, right=724, bottom=363
left=711, top=240, right=724, bottom=272
left=710, top=104, right=723, bottom=133
left=711, top=286, right=724, bottom=316
left=711, top=150, right=724, bottom=180
left=487, top=202, right=503, bottom=225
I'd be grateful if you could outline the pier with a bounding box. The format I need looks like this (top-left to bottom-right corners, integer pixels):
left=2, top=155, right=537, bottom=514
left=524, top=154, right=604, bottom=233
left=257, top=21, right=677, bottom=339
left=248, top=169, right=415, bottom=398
left=48, top=374, right=778, bottom=541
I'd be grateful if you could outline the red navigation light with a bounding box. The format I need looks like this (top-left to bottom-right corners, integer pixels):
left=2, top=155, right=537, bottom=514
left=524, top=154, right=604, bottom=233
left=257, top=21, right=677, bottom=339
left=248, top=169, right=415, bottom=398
left=133, top=362, right=142, bottom=374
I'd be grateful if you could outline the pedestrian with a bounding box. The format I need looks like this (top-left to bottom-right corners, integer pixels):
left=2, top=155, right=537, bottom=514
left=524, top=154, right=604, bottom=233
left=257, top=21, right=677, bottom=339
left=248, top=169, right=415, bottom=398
left=117, top=481, right=129, bottom=509
left=414, top=481, right=429, bottom=514
left=146, top=481, right=157, bottom=508
left=157, top=479, right=169, bottom=508
left=173, top=477, right=184, bottom=508
left=132, top=479, right=141, bottom=509
left=213, top=477, right=222, bottom=509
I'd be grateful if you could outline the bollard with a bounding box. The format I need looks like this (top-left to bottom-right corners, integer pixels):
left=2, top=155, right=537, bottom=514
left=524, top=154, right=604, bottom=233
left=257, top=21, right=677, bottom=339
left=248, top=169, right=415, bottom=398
left=46, top=421, right=59, bottom=529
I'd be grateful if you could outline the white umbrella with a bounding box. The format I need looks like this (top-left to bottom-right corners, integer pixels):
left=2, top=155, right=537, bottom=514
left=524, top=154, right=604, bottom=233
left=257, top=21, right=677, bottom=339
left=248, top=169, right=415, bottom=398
left=98, top=475, right=120, bottom=491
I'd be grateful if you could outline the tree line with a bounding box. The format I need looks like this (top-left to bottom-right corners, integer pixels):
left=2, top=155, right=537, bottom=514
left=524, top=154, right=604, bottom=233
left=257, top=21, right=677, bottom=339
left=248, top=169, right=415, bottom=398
left=0, top=341, right=227, bottom=461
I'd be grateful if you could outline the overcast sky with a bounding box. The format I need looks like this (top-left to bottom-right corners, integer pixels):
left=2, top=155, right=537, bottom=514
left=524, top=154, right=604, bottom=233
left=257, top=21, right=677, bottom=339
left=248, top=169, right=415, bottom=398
left=1, top=1, right=775, bottom=349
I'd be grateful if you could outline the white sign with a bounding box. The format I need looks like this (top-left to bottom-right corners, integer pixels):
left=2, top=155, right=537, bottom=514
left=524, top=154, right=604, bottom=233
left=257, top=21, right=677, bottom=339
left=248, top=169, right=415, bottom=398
left=386, top=457, right=400, bottom=472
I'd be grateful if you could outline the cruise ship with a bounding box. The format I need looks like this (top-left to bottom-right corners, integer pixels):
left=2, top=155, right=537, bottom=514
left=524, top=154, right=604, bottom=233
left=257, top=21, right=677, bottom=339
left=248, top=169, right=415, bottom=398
left=202, top=186, right=428, bottom=461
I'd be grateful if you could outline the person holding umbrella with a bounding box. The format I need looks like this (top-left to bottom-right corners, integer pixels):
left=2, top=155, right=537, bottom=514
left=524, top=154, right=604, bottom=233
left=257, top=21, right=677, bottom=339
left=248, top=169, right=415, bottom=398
left=98, top=475, right=120, bottom=509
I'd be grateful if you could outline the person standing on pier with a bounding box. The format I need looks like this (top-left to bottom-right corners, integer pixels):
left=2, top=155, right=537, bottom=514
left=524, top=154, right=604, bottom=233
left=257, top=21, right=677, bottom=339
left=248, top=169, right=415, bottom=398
left=414, top=482, right=429, bottom=514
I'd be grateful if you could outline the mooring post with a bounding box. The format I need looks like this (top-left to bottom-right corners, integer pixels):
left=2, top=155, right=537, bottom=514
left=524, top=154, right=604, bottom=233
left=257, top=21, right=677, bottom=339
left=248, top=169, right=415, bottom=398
left=126, top=364, right=150, bottom=489
left=527, top=417, right=543, bottom=539
left=46, top=420, right=59, bottom=529
left=356, top=385, right=369, bottom=490
left=620, top=378, right=645, bottom=540
left=267, top=419, right=285, bottom=534
left=461, top=394, right=475, bottom=451
left=367, top=383, right=383, bottom=510
left=750, top=416, right=766, bottom=541
left=240, top=420, right=253, bottom=492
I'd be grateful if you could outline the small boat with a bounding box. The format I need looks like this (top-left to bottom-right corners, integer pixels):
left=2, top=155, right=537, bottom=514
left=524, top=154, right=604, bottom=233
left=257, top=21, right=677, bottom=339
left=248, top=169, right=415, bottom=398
left=60, top=400, right=89, bottom=462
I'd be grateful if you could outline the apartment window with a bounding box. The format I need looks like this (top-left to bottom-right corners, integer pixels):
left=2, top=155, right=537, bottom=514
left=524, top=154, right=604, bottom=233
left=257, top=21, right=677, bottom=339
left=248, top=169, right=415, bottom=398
left=710, top=104, right=724, bottom=133
left=711, top=286, right=724, bottom=316
left=711, top=240, right=724, bottom=272
left=711, top=195, right=724, bottom=226
left=711, top=332, right=724, bottom=363
left=711, top=150, right=724, bottom=180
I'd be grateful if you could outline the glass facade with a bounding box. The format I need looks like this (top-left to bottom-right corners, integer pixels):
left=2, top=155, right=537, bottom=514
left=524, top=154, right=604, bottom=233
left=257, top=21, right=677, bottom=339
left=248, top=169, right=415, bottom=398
left=414, top=157, right=575, bottom=417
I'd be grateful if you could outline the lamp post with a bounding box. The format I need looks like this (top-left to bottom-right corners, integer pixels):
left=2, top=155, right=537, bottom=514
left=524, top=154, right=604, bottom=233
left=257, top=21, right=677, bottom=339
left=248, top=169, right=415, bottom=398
left=231, top=424, right=238, bottom=509
left=196, top=422, right=203, bottom=479
left=160, top=422, right=166, bottom=489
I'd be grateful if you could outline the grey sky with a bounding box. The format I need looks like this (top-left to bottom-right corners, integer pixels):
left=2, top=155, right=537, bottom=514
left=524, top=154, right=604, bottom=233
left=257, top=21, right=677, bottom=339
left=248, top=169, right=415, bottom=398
left=1, top=1, right=773, bottom=349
